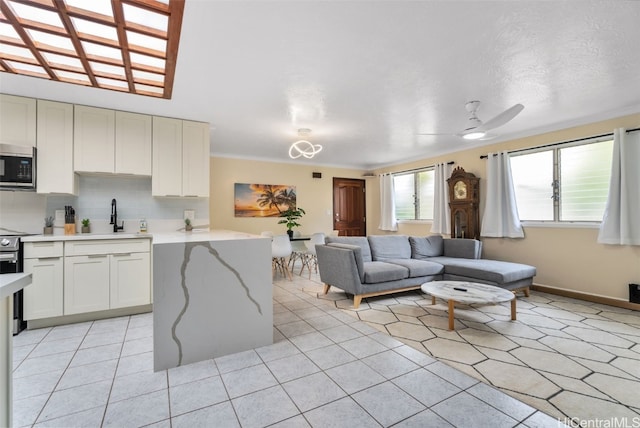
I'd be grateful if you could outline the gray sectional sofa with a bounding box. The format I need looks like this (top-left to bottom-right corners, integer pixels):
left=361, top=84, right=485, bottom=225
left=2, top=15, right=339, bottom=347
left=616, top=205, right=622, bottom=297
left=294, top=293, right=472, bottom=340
left=315, top=235, right=536, bottom=308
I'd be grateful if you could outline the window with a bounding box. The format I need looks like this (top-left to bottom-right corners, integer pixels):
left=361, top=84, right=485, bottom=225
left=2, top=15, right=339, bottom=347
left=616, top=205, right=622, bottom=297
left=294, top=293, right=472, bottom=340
left=393, top=169, right=435, bottom=220
left=510, top=137, right=614, bottom=222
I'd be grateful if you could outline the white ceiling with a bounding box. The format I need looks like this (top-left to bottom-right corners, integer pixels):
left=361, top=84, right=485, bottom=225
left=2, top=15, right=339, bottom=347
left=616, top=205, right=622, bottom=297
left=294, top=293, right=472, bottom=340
left=2, top=1, right=639, bottom=170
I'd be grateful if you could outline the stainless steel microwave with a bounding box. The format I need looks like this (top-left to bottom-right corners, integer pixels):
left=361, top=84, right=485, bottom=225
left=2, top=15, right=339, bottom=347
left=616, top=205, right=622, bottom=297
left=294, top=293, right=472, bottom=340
left=0, top=143, right=36, bottom=190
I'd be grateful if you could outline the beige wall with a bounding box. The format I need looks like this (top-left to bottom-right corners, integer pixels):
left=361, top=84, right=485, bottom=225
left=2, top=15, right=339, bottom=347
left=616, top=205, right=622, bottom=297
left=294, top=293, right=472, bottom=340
left=209, top=114, right=640, bottom=302
left=209, top=157, right=367, bottom=236
left=367, top=113, right=640, bottom=302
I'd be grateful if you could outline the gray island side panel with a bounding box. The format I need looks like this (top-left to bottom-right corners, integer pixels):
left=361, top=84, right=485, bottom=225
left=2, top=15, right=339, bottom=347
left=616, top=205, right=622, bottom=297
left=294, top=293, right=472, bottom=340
left=153, top=237, right=272, bottom=371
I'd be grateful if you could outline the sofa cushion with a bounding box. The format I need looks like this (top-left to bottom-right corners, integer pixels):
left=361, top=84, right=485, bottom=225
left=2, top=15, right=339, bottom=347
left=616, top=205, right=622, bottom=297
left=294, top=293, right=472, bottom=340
left=363, top=261, right=409, bottom=283
left=431, top=257, right=536, bottom=284
left=443, top=239, right=483, bottom=259
left=384, top=259, right=444, bottom=278
left=326, top=243, right=365, bottom=283
left=325, top=236, right=372, bottom=262
left=368, top=235, right=411, bottom=260
left=409, top=235, right=444, bottom=259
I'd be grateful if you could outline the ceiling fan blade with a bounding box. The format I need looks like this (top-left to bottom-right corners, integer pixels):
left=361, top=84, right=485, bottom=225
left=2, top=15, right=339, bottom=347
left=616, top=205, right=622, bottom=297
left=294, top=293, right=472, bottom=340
left=415, top=132, right=454, bottom=136
left=477, top=103, right=524, bottom=131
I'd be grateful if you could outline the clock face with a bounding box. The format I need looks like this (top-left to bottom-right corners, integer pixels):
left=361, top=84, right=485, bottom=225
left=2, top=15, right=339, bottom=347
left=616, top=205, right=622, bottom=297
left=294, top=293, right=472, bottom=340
left=454, top=180, right=467, bottom=199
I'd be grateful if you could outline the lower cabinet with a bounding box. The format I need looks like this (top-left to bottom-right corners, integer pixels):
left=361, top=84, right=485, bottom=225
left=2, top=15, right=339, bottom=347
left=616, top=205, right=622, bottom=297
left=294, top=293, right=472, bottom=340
left=23, top=241, right=64, bottom=320
left=23, top=256, right=64, bottom=320
left=64, top=255, right=110, bottom=315
left=23, top=238, right=151, bottom=320
left=110, top=252, right=151, bottom=309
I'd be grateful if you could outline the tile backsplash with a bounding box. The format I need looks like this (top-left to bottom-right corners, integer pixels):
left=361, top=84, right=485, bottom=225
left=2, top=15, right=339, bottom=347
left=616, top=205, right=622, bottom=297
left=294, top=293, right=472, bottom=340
left=1, top=175, right=209, bottom=235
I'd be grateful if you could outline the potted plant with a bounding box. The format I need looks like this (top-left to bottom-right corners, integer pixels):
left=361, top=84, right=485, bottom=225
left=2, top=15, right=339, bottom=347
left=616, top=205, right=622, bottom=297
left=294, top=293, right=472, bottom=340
left=185, top=218, right=193, bottom=232
left=278, top=207, right=305, bottom=238
left=43, top=216, right=54, bottom=235
left=81, top=218, right=91, bottom=233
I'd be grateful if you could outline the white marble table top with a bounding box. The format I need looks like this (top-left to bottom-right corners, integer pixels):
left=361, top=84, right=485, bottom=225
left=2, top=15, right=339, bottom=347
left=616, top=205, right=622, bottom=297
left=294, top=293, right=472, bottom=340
left=421, top=281, right=514, bottom=304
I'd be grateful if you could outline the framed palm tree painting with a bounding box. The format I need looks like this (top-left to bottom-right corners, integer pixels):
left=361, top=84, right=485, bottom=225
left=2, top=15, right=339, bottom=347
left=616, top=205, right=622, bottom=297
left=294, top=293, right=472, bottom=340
left=234, top=183, right=297, bottom=217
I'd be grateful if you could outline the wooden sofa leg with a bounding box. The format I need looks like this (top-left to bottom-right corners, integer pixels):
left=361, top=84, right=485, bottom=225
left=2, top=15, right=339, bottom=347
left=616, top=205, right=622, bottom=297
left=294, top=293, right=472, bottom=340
left=353, top=295, right=362, bottom=309
left=524, top=287, right=530, bottom=297
left=322, top=284, right=331, bottom=295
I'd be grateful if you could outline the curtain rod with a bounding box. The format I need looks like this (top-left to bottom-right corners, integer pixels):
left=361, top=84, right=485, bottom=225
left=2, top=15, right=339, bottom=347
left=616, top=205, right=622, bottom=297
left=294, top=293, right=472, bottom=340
left=391, top=161, right=455, bottom=175
left=480, top=127, right=640, bottom=159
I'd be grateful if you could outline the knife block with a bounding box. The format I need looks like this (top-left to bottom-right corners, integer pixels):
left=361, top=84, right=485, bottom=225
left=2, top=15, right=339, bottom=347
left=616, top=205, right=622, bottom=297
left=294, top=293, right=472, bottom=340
left=64, top=223, right=76, bottom=235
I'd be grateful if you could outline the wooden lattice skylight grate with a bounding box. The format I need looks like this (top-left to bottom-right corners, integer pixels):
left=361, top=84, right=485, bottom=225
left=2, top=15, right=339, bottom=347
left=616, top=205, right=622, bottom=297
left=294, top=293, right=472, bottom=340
left=0, top=0, right=184, bottom=99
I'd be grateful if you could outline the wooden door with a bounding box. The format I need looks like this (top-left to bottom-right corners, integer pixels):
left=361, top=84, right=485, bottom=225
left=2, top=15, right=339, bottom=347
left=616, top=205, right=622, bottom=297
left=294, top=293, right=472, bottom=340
left=333, top=178, right=366, bottom=236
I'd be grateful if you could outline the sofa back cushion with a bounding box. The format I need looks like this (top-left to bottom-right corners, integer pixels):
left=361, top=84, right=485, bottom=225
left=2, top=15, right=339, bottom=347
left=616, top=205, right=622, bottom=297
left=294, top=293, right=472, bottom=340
left=409, top=235, right=444, bottom=259
left=325, top=236, right=372, bottom=262
left=368, top=235, right=411, bottom=261
left=443, top=238, right=482, bottom=259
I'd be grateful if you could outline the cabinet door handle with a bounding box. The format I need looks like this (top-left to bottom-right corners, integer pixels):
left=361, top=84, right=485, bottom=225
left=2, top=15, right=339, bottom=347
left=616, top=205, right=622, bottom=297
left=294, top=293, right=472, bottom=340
left=87, top=254, right=108, bottom=258
left=112, top=253, right=132, bottom=257
left=37, top=256, right=61, bottom=261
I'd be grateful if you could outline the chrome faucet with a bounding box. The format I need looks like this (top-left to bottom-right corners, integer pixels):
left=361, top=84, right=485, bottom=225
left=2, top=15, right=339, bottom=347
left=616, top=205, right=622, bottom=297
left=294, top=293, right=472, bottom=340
left=110, top=198, right=124, bottom=233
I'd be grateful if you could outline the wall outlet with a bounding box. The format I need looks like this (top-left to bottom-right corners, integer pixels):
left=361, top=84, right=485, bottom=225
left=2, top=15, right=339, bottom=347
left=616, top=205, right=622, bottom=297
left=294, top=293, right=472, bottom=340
left=184, top=210, right=195, bottom=222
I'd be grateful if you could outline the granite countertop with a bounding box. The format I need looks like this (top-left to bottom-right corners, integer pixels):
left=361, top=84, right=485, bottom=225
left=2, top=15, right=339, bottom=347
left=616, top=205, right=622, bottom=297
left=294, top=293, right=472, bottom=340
left=21, top=230, right=264, bottom=244
left=22, top=233, right=153, bottom=243
left=151, top=229, right=264, bottom=245
left=0, top=273, right=32, bottom=299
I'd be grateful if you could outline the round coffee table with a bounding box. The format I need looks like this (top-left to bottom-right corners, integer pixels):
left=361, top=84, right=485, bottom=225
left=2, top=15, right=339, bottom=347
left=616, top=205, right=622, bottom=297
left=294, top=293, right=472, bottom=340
left=421, top=281, right=516, bottom=330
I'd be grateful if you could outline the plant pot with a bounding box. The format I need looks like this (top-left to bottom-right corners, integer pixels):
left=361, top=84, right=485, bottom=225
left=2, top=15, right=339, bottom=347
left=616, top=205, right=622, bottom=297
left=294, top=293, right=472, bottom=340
left=185, top=225, right=193, bottom=232
left=82, top=226, right=90, bottom=233
left=43, top=226, right=53, bottom=235
left=287, top=230, right=293, bottom=238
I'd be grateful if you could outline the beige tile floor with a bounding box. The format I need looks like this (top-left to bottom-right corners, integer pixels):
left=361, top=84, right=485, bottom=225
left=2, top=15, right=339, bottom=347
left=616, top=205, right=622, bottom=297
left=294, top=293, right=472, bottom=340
left=305, top=274, right=640, bottom=423
left=12, top=266, right=637, bottom=427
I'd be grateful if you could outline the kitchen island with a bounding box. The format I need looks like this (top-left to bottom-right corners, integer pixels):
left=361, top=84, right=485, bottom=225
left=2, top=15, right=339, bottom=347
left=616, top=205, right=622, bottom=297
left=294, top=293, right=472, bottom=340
left=152, top=230, right=272, bottom=371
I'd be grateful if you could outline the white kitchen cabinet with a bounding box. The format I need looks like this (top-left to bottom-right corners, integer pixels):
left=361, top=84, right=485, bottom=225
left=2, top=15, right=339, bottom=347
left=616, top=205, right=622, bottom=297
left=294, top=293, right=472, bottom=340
left=64, top=238, right=151, bottom=315
left=110, top=252, right=151, bottom=309
left=152, top=116, right=183, bottom=196
left=64, top=254, right=110, bottom=315
left=0, top=94, right=36, bottom=147
left=152, top=117, right=210, bottom=197
left=36, top=100, right=78, bottom=195
left=182, top=120, right=210, bottom=197
left=74, top=105, right=115, bottom=173
left=23, top=242, right=64, bottom=320
left=115, top=111, right=152, bottom=175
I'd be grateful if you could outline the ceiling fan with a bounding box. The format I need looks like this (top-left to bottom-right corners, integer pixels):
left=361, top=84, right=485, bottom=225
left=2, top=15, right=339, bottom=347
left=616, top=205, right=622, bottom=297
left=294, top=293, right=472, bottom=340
left=417, top=101, right=524, bottom=140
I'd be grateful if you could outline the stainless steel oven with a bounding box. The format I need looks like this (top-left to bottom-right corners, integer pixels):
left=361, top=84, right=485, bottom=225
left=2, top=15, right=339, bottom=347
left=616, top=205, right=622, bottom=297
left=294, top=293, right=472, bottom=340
left=0, top=143, right=36, bottom=190
left=0, top=235, right=27, bottom=334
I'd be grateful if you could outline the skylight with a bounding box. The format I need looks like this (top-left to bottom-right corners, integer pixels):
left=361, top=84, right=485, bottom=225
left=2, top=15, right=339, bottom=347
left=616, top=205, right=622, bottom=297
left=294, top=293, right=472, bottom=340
left=0, top=0, right=184, bottom=99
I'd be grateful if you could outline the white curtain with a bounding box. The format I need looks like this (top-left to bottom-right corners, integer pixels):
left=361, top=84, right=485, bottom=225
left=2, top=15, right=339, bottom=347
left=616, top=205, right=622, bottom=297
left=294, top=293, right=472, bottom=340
left=379, top=173, right=398, bottom=231
left=481, top=151, right=524, bottom=238
left=598, top=128, right=640, bottom=245
left=430, top=162, right=452, bottom=234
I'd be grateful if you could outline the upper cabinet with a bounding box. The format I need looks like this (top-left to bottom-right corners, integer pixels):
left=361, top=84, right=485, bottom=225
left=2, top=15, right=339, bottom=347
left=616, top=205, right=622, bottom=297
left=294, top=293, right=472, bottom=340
left=0, top=94, right=36, bottom=147
left=182, top=121, right=210, bottom=197
left=152, top=117, right=182, bottom=196
left=152, top=117, right=210, bottom=197
left=74, top=105, right=115, bottom=173
left=115, top=111, right=152, bottom=175
left=37, top=100, right=77, bottom=195
left=2, top=95, right=207, bottom=197
left=74, top=106, right=152, bottom=176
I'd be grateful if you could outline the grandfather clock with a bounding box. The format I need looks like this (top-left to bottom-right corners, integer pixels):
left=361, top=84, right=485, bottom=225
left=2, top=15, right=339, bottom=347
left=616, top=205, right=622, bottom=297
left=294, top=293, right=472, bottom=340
left=448, top=166, right=480, bottom=239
